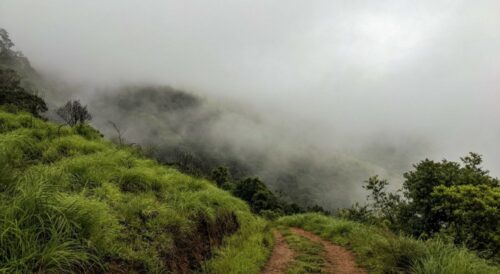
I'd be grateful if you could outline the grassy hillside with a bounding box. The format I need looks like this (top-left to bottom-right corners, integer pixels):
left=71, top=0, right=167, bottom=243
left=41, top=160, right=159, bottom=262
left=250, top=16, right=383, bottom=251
left=0, top=108, right=271, bottom=273
left=1, top=108, right=499, bottom=274
left=278, top=213, right=500, bottom=274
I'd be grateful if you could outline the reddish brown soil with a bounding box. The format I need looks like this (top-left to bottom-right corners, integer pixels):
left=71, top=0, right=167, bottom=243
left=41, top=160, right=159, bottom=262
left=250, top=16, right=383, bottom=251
left=289, top=227, right=367, bottom=274
left=261, top=230, right=296, bottom=274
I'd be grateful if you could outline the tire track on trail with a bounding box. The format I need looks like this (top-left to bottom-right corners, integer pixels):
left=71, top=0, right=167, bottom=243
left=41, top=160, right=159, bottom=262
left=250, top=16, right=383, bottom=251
left=262, top=227, right=366, bottom=274
left=289, top=227, right=366, bottom=274
left=261, top=230, right=296, bottom=274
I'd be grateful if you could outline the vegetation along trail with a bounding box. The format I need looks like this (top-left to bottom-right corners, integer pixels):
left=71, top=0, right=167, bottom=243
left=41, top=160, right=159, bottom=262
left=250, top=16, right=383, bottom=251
left=263, top=227, right=366, bottom=274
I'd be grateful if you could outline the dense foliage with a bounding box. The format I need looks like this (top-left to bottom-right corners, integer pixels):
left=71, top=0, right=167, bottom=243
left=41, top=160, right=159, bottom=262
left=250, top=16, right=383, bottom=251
left=431, top=184, right=499, bottom=257
left=340, top=153, right=500, bottom=260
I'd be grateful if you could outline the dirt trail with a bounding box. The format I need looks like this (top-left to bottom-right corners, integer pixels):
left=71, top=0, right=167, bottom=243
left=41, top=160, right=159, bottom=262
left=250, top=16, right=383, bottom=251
left=289, top=227, right=366, bottom=274
left=262, top=227, right=366, bottom=274
left=261, top=230, right=296, bottom=274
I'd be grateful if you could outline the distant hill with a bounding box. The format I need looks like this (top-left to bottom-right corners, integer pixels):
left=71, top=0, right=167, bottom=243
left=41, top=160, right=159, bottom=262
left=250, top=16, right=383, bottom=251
left=89, top=85, right=379, bottom=210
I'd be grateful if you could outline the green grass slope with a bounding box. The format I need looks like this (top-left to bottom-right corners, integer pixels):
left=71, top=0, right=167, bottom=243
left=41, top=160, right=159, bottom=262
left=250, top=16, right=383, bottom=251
left=278, top=213, right=499, bottom=274
left=0, top=109, right=271, bottom=273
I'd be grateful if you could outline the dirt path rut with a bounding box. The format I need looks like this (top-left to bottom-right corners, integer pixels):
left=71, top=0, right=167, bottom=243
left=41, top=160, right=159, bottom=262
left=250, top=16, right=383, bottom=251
left=289, top=228, right=366, bottom=274
left=261, top=230, right=296, bottom=274
left=262, top=227, right=366, bottom=274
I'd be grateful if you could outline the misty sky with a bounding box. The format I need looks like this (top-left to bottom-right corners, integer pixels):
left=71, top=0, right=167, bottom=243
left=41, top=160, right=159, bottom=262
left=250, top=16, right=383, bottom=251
left=1, top=0, right=499, bottom=174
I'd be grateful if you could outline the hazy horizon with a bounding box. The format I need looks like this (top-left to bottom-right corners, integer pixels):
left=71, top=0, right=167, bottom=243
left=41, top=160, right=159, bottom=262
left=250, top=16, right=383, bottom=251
left=1, top=0, right=499, bottom=181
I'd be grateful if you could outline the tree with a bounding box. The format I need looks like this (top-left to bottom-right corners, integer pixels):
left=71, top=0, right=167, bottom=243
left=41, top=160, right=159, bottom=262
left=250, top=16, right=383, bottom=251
left=211, top=166, right=229, bottom=188
left=56, top=100, right=92, bottom=126
left=0, top=28, right=21, bottom=62
left=363, top=176, right=402, bottom=225
left=353, top=152, right=499, bottom=259
left=401, top=153, right=498, bottom=237
left=0, top=69, right=47, bottom=117
left=233, top=177, right=278, bottom=213
left=0, top=28, right=14, bottom=53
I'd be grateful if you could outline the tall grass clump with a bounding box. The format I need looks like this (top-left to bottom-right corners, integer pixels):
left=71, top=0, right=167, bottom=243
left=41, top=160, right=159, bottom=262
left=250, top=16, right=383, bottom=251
left=203, top=215, right=273, bottom=274
left=41, top=135, right=107, bottom=163
left=0, top=110, right=45, bottom=133
left=0, top=172, right=98, bottom=273
left=0, top=129, right=40, bottom=167
left=411, top=240, right=500, bottom=274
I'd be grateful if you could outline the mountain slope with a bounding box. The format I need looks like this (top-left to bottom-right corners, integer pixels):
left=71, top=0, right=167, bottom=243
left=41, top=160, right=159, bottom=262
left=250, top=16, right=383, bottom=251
left=0, top=108, right=271, bottom=273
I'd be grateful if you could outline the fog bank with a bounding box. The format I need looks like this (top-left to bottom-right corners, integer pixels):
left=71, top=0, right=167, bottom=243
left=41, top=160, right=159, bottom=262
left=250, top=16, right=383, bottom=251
left=1, top=1, right=499, bottom=207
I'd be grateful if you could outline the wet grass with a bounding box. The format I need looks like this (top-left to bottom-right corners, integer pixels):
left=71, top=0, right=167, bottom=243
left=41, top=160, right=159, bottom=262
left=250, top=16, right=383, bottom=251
left=0, top=109, right=272, bottom=273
